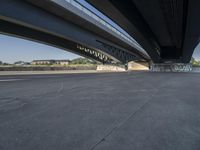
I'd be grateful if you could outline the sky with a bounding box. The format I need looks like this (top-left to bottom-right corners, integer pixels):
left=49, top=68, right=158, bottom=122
left=0, top=0, right=199, bottom=63
left=192, top=44, right=200, bottom=60
left=0, top=34, right=79, bottom=63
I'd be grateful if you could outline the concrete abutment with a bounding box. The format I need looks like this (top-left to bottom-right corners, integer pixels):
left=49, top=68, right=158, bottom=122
left=150, top=63, right=192, bottom=72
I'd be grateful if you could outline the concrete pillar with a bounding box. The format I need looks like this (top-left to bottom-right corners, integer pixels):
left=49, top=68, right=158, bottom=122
left=125, top=63, right=128, bottom=71
left=150, top=63, right=192, bottom=72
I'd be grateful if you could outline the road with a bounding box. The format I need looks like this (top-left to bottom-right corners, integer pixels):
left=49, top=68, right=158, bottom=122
left=0, top=71, right=200, bottom=150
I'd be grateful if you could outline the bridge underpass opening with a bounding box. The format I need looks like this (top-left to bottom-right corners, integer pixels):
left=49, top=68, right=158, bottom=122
left=150, top=42, right=200, bottom=72
left=0, top=34, right=105, bottom=71
left=190, top=42, right=200, bottom=71
left=0, top=33, right=132, bottom=73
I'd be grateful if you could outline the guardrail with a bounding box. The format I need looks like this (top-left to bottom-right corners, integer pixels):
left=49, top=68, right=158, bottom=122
left=63, top=0, right=145, bottom=52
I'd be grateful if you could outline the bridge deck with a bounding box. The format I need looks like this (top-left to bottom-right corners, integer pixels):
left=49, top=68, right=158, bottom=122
left=0, top=72, right=200, bottom=150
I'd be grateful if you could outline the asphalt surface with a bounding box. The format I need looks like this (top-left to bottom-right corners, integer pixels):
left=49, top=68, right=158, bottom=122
left=0, top=71, right=200, bottom=150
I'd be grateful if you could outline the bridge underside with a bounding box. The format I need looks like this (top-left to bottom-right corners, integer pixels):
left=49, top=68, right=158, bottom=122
left=0, top=0, right=146, bottom=64
left=0, top=20, right=113, bottom=63
left=87, top=0, right=200, bottom=63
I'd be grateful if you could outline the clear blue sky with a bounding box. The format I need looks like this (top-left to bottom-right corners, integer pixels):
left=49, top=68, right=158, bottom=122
left=0, top=34, right=79, bottom=63
left=0, top=0, right=199, bottom=63
left=192, top=44, right=200, bottom=60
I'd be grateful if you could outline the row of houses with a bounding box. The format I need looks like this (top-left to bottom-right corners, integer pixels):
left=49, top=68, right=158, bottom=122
left=13, top=60, right=70, bottom=66
left=31, top=60, right=70, bottom=65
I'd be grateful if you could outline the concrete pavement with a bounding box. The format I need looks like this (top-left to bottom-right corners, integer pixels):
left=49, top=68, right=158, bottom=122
left=0, top=70, right=119, bottom=76
left=0, top=71, right=200, bottom=150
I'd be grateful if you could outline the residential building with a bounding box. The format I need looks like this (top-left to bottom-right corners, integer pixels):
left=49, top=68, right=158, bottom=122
left=31, top=60, right=55, bottom=65
left=31, top=60, right=70, bottom=65
left=55, top=60, right=70, bottom=66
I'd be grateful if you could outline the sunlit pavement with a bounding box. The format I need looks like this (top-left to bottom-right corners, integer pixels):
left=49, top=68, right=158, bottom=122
left=0, top=71, right=200, bottom=150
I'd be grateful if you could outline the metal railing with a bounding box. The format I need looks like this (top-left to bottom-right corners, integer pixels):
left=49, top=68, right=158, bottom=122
left=63, top=0, right=145, bottom=52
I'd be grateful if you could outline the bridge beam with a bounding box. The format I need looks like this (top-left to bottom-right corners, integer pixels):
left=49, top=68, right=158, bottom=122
left=0, top=19, right=112, bottom=63
left=87, top=0, right=200, bottom=64
left=0, top=0, right=139, bottom=64
left=87, top=0, right=161, bottom=63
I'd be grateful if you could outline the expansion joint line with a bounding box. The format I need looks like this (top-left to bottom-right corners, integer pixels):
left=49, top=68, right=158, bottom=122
left=89, top=79, right=170, bottom=150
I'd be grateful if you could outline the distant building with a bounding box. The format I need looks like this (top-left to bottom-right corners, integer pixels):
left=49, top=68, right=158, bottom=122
left=31, top=60, right=55, bottom=65
left=31, top=60, right=70, bottom=66
left=14, top=61, right=30, bottom=66
left=55, top=60, right=70, bottom=66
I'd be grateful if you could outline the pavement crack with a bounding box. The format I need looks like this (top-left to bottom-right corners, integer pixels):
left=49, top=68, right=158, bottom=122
left=57, top=82, right=64, bottom=93
left=89, top=97, right=153, bottom=150
left=89, top=79, right=170, bottom=150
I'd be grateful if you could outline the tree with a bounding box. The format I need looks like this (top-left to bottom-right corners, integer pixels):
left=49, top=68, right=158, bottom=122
left=191, top=57, right=195, bottom=63
left=70, top=58, right=97, bottom=65
left=14, top=61, right=24, bottom=65
left=191, top=57, right=200, bottom=66
left=0, top=61, right=2, bottom=65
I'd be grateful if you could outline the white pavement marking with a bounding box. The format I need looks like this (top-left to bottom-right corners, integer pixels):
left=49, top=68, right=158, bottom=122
left=0, top=79, right=25, bottom=82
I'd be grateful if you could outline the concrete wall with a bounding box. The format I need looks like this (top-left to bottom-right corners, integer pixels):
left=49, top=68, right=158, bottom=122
left=96, top=65, right=125, bottom=71
left=150, top=63, right=192, bottom=72
left=192, top=67, right=200, bottom=72
left=0, top=66, right=97, bottom=71
left=128, top=61, right=149, bottom=70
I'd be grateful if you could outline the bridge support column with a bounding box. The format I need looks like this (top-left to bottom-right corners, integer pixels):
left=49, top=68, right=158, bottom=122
left=150, top=63, right=192, bottom=72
